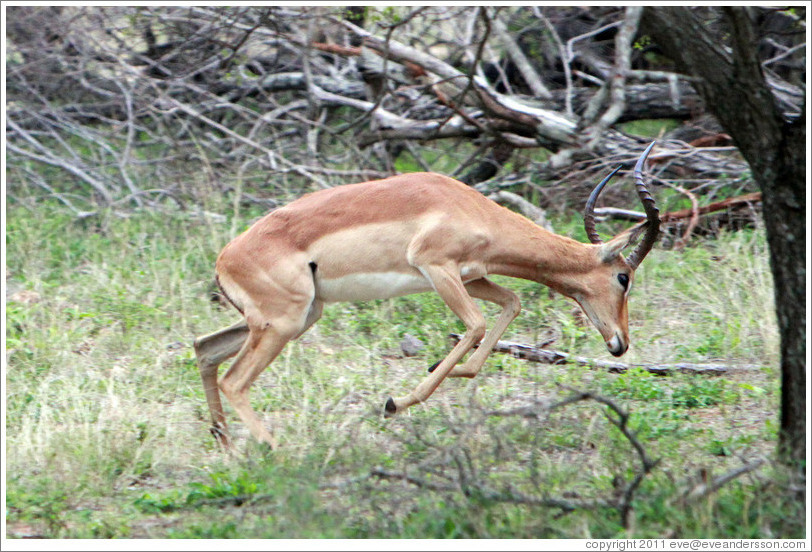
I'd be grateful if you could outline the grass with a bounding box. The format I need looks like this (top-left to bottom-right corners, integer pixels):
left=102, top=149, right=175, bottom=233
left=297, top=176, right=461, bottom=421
left=4, top=202, right=802, bottom=539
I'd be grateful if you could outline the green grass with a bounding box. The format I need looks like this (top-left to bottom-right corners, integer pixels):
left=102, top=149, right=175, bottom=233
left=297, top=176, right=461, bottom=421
left=4, top=204, right=801, bottom=539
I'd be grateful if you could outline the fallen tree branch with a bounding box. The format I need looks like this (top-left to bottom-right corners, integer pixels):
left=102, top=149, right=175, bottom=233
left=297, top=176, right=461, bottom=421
left=281, top=34, right=747, bottom=179
left=661, top=192, right=761, bottom=223
left=593, top=191, right=762, bottom=224
left=448, top=333, right=760, bottom=374
left=338, top=17, right=579, bottom=147
left=663, top=182, right=700, bottom=250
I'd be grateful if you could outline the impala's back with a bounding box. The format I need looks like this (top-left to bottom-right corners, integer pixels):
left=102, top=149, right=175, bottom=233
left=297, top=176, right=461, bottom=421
left=216, top=173, right=500, bottom=305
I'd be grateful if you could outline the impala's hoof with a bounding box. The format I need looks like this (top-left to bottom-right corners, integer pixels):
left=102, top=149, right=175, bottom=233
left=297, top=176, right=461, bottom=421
left=209, top=425, right=232, bottom=450
left=384, top=397, right=397, bottom=417
left=427, top=360, right=441, bottom=373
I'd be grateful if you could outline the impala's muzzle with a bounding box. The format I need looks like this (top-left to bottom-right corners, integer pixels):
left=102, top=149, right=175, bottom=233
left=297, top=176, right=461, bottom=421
left=607, top=333, right=628, bottom=357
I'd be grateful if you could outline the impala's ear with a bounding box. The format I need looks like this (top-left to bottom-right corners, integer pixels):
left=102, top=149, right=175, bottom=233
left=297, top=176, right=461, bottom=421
left=599, top=222, right=648, bottom=263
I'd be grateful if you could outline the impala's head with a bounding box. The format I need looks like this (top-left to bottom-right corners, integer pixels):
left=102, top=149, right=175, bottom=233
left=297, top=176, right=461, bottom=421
left=576, top=142, right=660, bottom=357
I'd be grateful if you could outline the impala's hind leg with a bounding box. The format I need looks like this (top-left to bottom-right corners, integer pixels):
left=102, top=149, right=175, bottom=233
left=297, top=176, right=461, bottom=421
left=194, top=320, right=249, bottom=447
left=218, top=324, right=295, bottom=448
left=217, top=263, right=317, bottom=448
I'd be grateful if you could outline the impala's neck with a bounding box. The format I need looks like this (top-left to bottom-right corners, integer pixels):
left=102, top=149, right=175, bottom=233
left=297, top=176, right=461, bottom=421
left=485, top=212, right=600, bottom=297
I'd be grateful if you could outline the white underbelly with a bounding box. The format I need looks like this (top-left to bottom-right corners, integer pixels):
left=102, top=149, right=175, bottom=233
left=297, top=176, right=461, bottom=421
left=315, top=271, right=434, bottom=302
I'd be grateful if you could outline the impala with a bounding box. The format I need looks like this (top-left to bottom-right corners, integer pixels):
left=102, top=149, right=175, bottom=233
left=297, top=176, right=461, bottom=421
left=194, top=142, right=659, bottom=449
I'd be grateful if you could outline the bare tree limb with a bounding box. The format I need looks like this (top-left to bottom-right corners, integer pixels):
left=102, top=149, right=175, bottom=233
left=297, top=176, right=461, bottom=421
left=491, top=10, right=553, bottom=99
left=594, top=192, right=763, bottom=236
left=534, top=8, right=574, bottom=117
left=663, top=181, right=700, bottom=249
left=6, top=121, right=115, bottom=205
left=684, top=458, right=766, bottom=501
left=583, top=6, right=643, bottom=146
left=164, top=97, right=332, bottom=189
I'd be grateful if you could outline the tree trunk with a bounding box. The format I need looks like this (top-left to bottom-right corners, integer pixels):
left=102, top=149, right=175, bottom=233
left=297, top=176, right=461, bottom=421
left=770, top=104, right=806, bottom=466
left=642, top=7, right=806, bottom=466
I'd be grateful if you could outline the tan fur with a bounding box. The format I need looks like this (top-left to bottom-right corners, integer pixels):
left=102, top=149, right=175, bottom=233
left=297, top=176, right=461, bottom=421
left=196, top=172, right=643, bottom=449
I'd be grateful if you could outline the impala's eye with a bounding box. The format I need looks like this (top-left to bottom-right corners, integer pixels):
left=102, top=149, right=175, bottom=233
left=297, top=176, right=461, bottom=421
left=617, top=273, right=630, bottom=290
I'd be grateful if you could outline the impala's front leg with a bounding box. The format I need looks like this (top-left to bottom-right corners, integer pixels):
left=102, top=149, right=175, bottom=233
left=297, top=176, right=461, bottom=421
left=385, top=264, right=486, bottom=416
left=446, top=278, right=521, bottom=378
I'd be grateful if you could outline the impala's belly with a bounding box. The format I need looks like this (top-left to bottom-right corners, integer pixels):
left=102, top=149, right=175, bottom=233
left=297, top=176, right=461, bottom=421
left=314, top=271, right=433, bottom=302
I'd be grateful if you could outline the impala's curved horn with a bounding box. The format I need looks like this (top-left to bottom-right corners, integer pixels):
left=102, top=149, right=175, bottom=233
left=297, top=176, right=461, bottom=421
left=584, top=165, right=623, bottom=244
left=625, top=141, right=659, bottom=270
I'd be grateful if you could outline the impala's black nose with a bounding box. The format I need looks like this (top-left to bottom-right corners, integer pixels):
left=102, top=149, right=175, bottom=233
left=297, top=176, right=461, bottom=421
left=607, top=333, right=628, bottom=357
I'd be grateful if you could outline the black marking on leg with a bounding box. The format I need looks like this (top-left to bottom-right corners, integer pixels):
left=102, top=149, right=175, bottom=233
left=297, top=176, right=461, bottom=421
left=209, top=424, right=228, bottom=447
left=309, top=261, right=318, bottom=274
left=384, top=397, right=397, bottom=416
left=427, top=360, right=441, bottom=373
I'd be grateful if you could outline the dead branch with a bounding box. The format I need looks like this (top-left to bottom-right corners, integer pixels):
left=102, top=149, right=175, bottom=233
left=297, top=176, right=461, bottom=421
left=165, top=97, right=331, bottom=189
left=8, top=6, right=797, bottom=211
left=325, top=23, right=745, bottom=177
left=661, top=192, right=762, bottom=223
left=338, top=17, right=579, bottom=145
left=594, top=191, right=762, bottom=227
left=328, top=461, right=615, bottom=514
left=555, top=386, right=660, bottom=526
left=662, top=181, right=700, bottom=249
left=448, top=333, right=760, bottom=374
left=534, top=8, right=574, bottom=117
left=491, top=10, right=553, bottom=99
left=582, top=6, right=643, bottom=146
left=7, top=119, right=116, bottom=205
left=340, top=387, right=658, bottom=527
left=684, top=458, right=766, bottom=502
left=369, top=467, right=457, bottom=492
left=481, top=387, right=660, bottom=527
